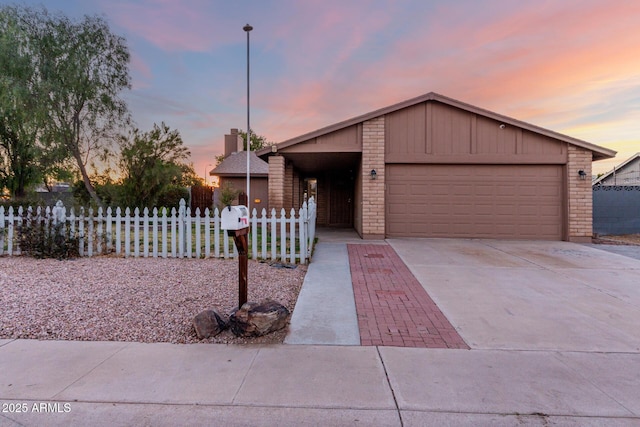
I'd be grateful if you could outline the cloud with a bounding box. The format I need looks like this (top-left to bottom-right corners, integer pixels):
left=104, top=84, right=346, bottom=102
left=129, top=52, right=153, bottom=89
left=103, top=0, right=230, bottom=52
left=90, top=0, right=639, bottom=178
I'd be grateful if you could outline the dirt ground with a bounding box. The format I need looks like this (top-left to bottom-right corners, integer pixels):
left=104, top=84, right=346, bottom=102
left=593, top=234, right=640, bottom=245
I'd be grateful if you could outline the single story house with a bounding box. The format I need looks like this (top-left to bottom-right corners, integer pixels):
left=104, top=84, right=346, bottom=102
left=592, top=153, right=640, bottom=235
left=592, top=153, right=640, bottom=186
left=209, top=128, right=269, bottom=211
left=257, top=92, right=615, bottom=242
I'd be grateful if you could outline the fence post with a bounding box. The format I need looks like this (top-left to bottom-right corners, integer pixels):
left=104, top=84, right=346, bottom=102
left=78, top=207, right=85, bottom=257
left=106, top=207, right=113, bottom=253
left=251, top=208, right=258, bottom=259
left=260, top=209, right=267, bottom=259
left=214, top=207, right=220, bottom=258
left=15, top=206, right=24, bottom=255
left=96, top=207, right=103, bottom=255
left=186, top=206, right=193, bottom=258
left=124, top=207, right=131, bottom=257
left=143, top=207, right=150, bottom=257
left=161, top=208, right=168, bottom=258
left=52, top=200, right=65, bottom=226
left=223, top=226, right=230, bottom=258
left=289, top=208, right=296, bottom=264
left=204, top=208, right=211, bottom=258
left=195, top=207, right=201, bottom=259
left=7, top=207, right=14, bottom=256
left=299, top=203, right=307, bottom=264
left=270, top=208, right=277, bottom=261
left=171, top=207, right=177, bottom=258
left=178, top=199, right=186, bottom=257
left=280, top=208, right=287, bottom=261
left=152, top=208, right=159, bottom=258
left=133, top=207, right=140, bottom=257
left=0, top=206, right=5, bottom=256
left=307, top=197, right=317, bottom=259
left=70, top=207, right=77, bottom=255
left=87, top=208, right=94, bottom=257
left=115, top=207, right=121, bottom=255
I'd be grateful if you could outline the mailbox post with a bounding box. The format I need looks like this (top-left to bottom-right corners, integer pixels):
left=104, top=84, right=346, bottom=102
left=221, top=205, right=250, bottom=307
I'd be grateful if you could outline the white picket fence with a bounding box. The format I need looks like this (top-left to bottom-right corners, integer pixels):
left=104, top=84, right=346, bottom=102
left=0, top=197, right=317, bottom=263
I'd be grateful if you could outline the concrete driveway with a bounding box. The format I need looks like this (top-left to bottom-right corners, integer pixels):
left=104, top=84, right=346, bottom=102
left=388, top=238, right=640, bottom=352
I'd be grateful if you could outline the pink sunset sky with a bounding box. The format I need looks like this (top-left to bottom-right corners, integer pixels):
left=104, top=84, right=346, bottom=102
left=4, top=0, right=639, bottom=179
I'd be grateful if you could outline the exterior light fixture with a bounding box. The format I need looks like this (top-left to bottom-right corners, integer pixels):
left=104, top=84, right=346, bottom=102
left=370, top=169, right=377, bottom=180
left=578, top=170, right=587, bottom=180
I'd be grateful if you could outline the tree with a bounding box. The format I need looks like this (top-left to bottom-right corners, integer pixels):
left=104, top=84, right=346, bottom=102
left=0, top=6, right=131, bottom=204
left=215, top=181, right=241, bottom=210
left=215, top=130, right=273, bottom=166
left=34, top=9, right=131, bottom=207
left=0, top=6, right=43, bottom=198
left=239, top=130, right=273, bottom=152
left=117, top=123, right=194, bottom=208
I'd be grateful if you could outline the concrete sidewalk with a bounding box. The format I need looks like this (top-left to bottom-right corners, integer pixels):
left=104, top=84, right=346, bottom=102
left=2, top=339, right=640, bottom=426
left=284, top=243, right=360, bottom=345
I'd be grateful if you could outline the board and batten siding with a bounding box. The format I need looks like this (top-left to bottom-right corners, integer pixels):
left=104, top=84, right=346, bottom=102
left=384, top=101, right=567, bottom=164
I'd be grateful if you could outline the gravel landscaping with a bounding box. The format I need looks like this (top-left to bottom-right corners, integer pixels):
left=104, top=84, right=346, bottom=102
left=0, top=256, right=306, bottom=344
left=593, top=234, right=640, bottom=245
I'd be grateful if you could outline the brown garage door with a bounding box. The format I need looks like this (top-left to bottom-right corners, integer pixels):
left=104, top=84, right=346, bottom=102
left=386, top=164, right=564, bottom=240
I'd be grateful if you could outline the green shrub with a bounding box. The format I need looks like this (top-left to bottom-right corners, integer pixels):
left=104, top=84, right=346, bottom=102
left=216, top=182, right=240, bottom=210
left=17, top=211, right=79, bottom=259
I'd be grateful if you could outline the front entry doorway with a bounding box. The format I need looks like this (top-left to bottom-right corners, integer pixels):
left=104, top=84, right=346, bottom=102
left=328, top=171, right=354, bottom=227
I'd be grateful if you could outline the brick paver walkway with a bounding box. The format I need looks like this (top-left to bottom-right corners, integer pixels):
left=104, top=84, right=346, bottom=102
left=348, top=244, right=469, bottom=349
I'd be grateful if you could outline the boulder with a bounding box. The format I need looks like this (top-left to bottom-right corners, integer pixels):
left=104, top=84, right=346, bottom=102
left=193, top=309, right=227, bottom=339
left=228, top=300, right=290, bottom=337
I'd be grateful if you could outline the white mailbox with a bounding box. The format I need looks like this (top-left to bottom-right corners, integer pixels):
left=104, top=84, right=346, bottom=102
left=221, top=205, right=249, bottom=230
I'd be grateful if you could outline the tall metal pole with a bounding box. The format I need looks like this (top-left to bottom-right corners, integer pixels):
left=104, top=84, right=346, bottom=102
left=240, top=24, right=253, bottom=309
left=244, top=24, right=252, bottom=212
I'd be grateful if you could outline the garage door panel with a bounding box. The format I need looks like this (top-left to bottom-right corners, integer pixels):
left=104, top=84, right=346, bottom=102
left=386, top=165, right=563, bottom=239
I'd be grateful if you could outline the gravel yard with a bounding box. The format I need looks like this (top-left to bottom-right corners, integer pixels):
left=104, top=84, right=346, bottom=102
left=0, top=256, right=306, bottom=344
left=593, top=234, right=640, bottom=245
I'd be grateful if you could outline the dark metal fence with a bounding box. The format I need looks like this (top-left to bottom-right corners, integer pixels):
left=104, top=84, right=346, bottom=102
left=593, top=186, right=640, bottom=235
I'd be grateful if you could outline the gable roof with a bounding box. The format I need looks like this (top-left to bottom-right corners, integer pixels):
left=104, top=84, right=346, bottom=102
left=592, top=153, right=640, bottom=185
left=257, top=92, right=616, bottom=161
left=209, top=151, right=269, bottom=177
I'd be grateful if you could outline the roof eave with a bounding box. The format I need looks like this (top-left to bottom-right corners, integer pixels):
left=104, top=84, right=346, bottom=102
left=211, top=173, right=268, bottom=178
left=592, top=152, right=640, bottom=184
left=257, top=92, right=617, bottom=161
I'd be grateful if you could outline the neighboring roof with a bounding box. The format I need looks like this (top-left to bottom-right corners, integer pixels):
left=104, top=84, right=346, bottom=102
left=209, top=151, right=269, bottom=177
left=592, top=153, right=640, bottom=185
left=257, top=92, right=616, bottom=161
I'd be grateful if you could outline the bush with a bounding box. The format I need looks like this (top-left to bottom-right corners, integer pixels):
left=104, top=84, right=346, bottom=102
left=156, top=185, right=189, bottom=209
left=216, top=182, right=240, bottom=210
left=17, top=210, right=79, bottom=259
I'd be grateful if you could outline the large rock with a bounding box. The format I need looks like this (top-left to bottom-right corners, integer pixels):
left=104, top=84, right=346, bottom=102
left=228, top=300, right=290, bottom=337
left=193, top=309, right=227, bottom=339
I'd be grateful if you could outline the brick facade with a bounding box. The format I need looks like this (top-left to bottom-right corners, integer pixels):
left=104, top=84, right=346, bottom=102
left=284, top=161, right=294, bottom=209
left=268, top=155, right=285, bottom=211
left=361, top=117, right=386, bottom=239
left=567, top=145, right=593, bottom=242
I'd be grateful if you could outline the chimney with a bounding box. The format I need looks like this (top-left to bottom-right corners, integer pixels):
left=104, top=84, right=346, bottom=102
left=224, top=128, right=239, bottom=158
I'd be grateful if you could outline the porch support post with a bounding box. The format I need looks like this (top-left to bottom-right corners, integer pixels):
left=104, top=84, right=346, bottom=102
left=362, top=116, right=386, bottom=239
left=567, top=145, right=593, bottom=242
left=268, top=155, right=285, bottom=212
